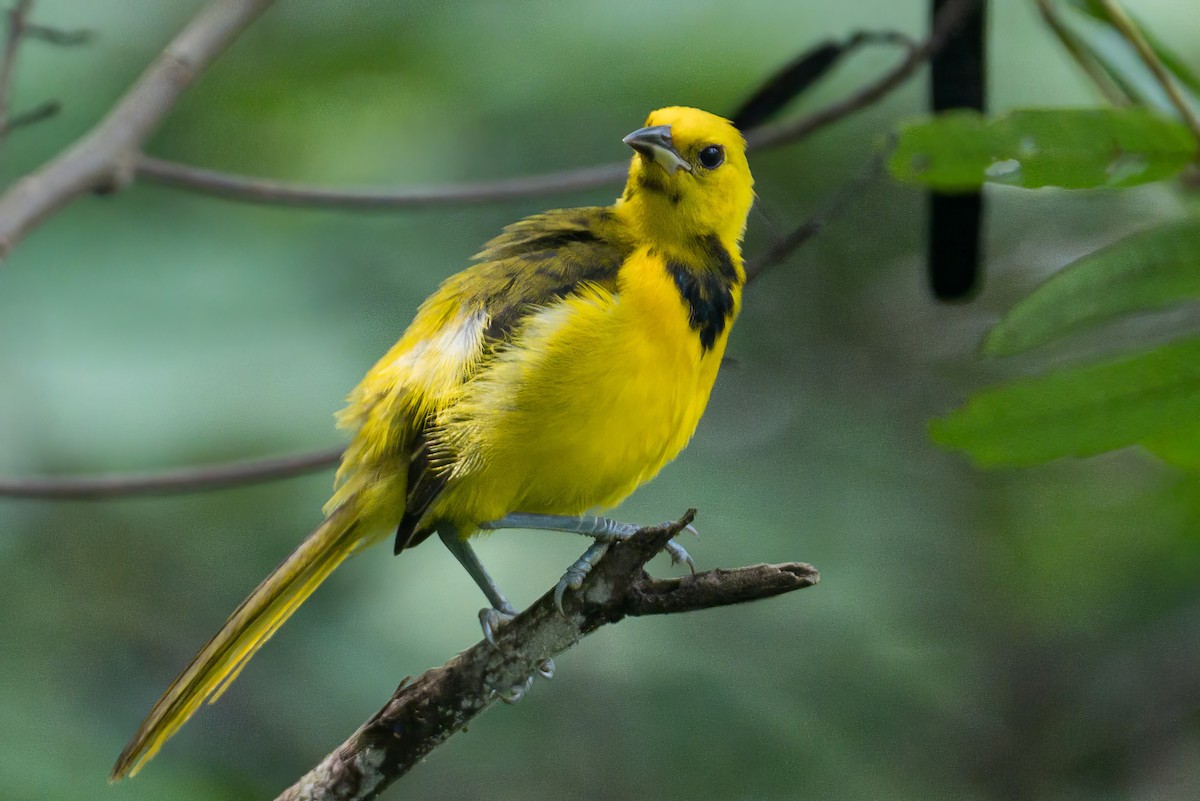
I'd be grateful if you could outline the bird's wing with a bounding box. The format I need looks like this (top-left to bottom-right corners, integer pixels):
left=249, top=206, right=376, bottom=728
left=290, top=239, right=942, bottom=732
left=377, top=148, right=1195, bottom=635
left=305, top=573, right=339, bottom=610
left=460, top=207, right=631, bottom=340
left=332, top=206, right=633, bottom=548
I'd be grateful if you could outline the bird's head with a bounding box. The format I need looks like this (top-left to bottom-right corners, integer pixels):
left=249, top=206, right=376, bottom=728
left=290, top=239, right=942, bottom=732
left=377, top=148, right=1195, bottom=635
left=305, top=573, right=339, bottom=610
left=617, top=106, right=754, bottom=256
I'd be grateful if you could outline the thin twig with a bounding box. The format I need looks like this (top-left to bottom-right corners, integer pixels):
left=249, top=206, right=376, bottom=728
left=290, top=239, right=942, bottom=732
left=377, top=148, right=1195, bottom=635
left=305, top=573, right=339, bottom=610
left=747, top=0, right=980, bottom=151
left=744, top=145, right=890, bottom=284
left=1034, top=0, right=1129, bottom=106
left=0, top=96, right=57, bottom=132
left=730, top=29, right=916, bottom=132
left=22, top=22, right=91, bottom=46
left=0, top=0, right=275, bottom=259
left=134, top=0, right=977, bottom=212
left=273, top=513, right=819, bottom=801
left=0, top=0, right=34, bottom=163
left=1096, top=0, right=1200, bottom=145
left=0, top=447, right=341, bottom=499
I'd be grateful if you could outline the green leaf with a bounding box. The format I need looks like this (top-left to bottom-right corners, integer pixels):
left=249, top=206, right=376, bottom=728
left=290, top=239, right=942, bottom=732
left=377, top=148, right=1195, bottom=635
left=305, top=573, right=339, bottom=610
left=1143, top=420, right=1200, bottom=471
left=930, top=337, right=1200, bottom=467
left=889, top=108, right=1196, bottom=191
left=985, top=219, right=1200, bottom=357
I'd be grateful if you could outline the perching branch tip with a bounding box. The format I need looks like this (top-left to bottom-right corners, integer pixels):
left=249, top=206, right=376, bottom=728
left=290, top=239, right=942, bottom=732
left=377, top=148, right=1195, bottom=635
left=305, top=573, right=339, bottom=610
left=273, top=511, right=818, bottom=801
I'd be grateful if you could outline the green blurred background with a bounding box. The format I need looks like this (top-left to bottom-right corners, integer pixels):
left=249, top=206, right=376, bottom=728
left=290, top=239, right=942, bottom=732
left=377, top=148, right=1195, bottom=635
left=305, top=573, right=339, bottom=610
left=2, top=1, right=1199, bottom=798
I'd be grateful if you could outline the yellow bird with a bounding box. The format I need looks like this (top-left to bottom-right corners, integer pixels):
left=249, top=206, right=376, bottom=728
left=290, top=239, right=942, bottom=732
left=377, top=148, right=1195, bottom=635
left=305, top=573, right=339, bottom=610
left=112, top=106, right=755, bottom=779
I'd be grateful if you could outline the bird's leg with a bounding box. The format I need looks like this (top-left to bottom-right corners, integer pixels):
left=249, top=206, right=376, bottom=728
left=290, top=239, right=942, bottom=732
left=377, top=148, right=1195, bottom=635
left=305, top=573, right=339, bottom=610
left=478, top=513, right=698, bottom=615
left=437, top=525, right=554, bottom=702
left=438, top=525, right=517, bottom=621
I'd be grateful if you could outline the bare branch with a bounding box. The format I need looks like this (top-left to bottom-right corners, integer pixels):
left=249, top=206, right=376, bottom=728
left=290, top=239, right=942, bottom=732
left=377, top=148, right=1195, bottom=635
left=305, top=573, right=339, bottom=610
left=0, top=0, right=275, bottom=259
left=625, top=561, right=819, bottom=615
left=134, top=0, right=977, bottom=212
left=0, top=447, right=340, bottom=500
left=274, top=512, right=819, bottom=801
left=134, top=156, right=627, bottom=210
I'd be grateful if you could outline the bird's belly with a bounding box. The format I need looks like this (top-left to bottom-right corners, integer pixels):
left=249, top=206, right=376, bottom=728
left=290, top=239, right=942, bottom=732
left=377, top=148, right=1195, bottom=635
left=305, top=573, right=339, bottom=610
left=436, top=287, right=726, bottom=525
left=512, top=343, right=704, bottom=513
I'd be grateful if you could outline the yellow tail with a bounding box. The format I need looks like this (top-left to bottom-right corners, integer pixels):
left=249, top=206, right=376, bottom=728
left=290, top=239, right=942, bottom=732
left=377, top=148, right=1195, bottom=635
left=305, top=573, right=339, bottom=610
left=111, top=501, right=369, bottom=780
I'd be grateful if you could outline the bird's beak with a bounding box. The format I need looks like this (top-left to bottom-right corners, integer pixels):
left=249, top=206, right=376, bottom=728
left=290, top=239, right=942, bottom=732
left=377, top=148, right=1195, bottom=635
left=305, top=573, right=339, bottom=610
left=623, top=125, right=691, bottom=175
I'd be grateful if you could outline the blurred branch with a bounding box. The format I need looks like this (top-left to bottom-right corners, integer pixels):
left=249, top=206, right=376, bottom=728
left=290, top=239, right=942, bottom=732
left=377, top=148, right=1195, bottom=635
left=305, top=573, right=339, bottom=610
left=0, top=96, right=57, bottom=132
left=1095, top=0, right=1200, bottom=145
left=0, top=4, right=87, bottom=159
left=745, top=144, right=890, bottom=284
left=274, top=512, right=819, bottom=801
left=0, top=0, right=34, bottom=163
left=730, top=30, right=915, bottom=132
left=0, top=447, right=340, bottom=499
left=1034, top=0, right=1128, bottom=106
left=135, top=0, right=977, bottom=211
left=22, top=21, right=92, bottom=46
left=746, top=0, right=979, bottom=151
left=135, top=155, right=628, bottom=210
left=0, top=0, right=275, bottom=259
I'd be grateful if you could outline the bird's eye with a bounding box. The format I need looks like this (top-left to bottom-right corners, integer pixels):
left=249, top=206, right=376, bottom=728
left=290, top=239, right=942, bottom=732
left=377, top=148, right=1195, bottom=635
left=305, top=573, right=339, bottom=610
left=698, top=145, right=724, bottom=169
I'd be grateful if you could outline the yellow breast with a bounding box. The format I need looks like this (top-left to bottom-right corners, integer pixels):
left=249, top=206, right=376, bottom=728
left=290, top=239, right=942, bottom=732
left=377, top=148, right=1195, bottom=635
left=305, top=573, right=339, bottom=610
left=430, top=245, right=738, bottom=530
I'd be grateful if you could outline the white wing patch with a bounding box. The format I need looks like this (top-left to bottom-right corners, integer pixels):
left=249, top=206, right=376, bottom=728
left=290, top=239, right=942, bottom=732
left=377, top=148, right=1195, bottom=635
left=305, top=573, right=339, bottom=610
left=433, top=286, right=617, bottom=480
left=384, top=308, right=488, bottom=400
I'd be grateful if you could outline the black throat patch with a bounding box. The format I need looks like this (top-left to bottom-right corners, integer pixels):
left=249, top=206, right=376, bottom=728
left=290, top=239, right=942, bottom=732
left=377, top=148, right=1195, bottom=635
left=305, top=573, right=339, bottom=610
left=664, top=235, right=740, bottom=353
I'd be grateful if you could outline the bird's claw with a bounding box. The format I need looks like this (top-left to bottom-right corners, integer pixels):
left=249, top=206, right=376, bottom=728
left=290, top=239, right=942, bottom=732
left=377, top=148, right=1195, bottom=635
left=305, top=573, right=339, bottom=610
left=493, top=674, right=533, bottom=704
left=553, top=563, right=591, bottom=617
left=501, top=657, right=556, bottom=698
left=664, top=539, right=696, bottom=574
left=658, top=520, right=699, bottom=539
left=650, top=520, right=698, bottom=573
left=554, top=540, right=609, bottom=616
left=554, top=522, right=698, bottom=613
left=478, top=608, right=555, bottom=699
left=479, top=607, right=515, bottom=649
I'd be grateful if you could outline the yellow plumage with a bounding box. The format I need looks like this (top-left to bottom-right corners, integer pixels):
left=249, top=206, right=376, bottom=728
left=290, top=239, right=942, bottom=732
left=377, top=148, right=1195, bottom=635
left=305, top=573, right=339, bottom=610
left=113, top=106, right=755, bottom=779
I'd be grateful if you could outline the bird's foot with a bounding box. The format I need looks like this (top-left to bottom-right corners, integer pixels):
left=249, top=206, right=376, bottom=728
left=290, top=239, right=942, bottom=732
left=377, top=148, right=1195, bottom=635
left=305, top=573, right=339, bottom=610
left=553, top=541, right=610, bottom=614
left=551, top=519, right=698, bottom=616
left=477, top=606, right=554, bottom=702
left=478, top=606, right=514, bottom=649
left=493, top=674, right=533, bottom=704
